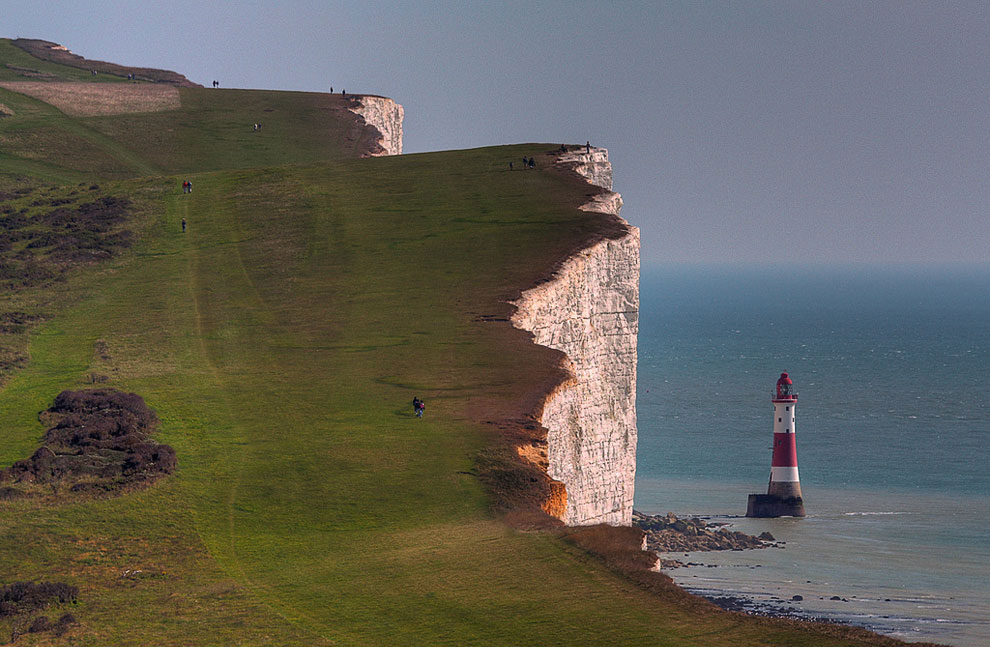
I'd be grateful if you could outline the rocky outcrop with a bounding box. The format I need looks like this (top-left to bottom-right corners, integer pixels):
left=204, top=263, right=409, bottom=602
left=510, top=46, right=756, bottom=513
left=348, top=96, right=404, bottom=156
left=511, top=148, right=639, bottom=526
left=558, top=147, right=614, bottom=190
left=633, top=511, right=780, bottom=554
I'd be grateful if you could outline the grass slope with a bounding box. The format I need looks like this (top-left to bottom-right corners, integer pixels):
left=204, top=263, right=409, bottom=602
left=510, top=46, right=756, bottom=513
left=0, top=40, right=135, bottom=84
left=0, top=58, right=926, bottom=646
left=1, top=46, right=374, bottom=187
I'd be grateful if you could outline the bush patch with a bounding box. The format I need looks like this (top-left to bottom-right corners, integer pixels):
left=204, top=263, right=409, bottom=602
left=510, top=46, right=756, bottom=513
left=0, top=388, right=176, bottom=499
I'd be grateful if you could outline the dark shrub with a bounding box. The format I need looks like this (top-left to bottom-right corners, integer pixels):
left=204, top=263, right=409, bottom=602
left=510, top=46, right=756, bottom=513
left=0, top=581, right=78, bottom=617
left=28, top=615, right=53, bottom=632
left=0, top=487, right=27, bottom=500
left=0, top=389, right=175, bottom=494
left=49, top=389, right=157, bottom=426
left=55, top=612, right=77, bottom=635
left=0, top=389, right=175, bottom=495
left=29, top=446, right=55, bottom=468
left=123, top=442, right=177, bottom=475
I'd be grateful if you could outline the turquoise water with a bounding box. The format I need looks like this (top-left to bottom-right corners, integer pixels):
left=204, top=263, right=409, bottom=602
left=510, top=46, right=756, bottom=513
left=634, top=265, right=990, bottom=646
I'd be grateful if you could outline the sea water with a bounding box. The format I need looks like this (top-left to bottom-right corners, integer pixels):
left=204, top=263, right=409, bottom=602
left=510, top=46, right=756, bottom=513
left=634, top=265, right=990, bottom=647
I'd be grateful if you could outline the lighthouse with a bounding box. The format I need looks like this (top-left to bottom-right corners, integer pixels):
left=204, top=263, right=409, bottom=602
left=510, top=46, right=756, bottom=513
left=746, top=372, right=806, bottom=517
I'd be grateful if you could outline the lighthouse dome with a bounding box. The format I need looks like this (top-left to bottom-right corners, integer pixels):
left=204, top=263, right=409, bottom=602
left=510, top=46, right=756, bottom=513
left=775, top=373, right=796, bottom=400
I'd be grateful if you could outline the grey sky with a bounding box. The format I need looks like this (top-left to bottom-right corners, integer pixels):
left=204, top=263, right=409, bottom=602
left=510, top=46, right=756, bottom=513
left=7, top=1, right=990, bottom=267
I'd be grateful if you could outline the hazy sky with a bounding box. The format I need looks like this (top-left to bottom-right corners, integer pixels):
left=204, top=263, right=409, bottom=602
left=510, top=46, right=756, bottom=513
left=7, top=2, right=990, bottom=268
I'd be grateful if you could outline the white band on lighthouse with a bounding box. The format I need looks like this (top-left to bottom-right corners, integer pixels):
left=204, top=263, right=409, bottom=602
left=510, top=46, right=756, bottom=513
left=771, top=466, right=800, bottom=482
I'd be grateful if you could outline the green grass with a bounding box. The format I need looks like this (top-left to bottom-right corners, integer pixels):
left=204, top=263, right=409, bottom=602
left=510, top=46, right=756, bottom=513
left=81, top=88, right=377, bottom=173
left=0, top=39, right=135, bottom=84
left=0, top=65, right=911, bottom=645
left=0, top=84, right=379, bottom=186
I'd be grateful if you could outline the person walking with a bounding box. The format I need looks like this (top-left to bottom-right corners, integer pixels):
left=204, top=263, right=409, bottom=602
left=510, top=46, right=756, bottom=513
left=181, top=218, right=187, bottom=233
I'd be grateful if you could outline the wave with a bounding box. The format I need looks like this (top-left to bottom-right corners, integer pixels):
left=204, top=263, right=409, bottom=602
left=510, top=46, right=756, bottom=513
left=841, top=511, right=911, bottom=516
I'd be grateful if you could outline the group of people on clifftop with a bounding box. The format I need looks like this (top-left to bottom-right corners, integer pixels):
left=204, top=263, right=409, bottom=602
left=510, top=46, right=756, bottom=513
left=510, top=142, right=594, bottom=170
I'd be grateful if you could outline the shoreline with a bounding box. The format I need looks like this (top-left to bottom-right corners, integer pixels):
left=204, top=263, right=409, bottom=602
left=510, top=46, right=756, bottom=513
left=650, top=509, right=973, bottom=647
left=670, top=578, right=963, bottom=647
left=635, top=510, right=968, bottom=644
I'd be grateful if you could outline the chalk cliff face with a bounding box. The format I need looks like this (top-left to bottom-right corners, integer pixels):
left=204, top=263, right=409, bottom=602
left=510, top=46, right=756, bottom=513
left=558, top=147, right=613, bottom=191
left=512, top=148, right=639, bottom=526
left=349, top=96, right=404, bottom=156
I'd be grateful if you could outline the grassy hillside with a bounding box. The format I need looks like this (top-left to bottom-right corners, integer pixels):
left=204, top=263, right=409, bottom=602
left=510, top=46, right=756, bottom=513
left=0, top=40, right=137, bottom=84
left=0, top=44, right=925, bottom=646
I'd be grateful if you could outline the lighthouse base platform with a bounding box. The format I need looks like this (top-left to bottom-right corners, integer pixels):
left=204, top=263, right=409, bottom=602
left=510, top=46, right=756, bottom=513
left=746, top=494, right=805, bottom=518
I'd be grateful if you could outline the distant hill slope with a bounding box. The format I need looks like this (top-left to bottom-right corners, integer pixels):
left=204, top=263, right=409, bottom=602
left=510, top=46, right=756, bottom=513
left=11, top=38, right=199, bottom=86
left=0, top=78, right=386, bottom=185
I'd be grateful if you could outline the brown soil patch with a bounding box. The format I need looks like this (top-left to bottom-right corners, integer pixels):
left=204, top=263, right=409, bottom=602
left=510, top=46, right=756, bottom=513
left=0, top=81, right=180, bottom=116
left=0, top=102, right=12, bottom=116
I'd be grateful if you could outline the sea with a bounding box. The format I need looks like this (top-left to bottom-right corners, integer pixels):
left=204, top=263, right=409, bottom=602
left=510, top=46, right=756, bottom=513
left=634, top=264, right=990, bottom=647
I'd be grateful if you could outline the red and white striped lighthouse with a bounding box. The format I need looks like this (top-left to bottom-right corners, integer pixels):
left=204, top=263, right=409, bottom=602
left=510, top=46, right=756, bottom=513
left=747, top=372, right=806, bottom=517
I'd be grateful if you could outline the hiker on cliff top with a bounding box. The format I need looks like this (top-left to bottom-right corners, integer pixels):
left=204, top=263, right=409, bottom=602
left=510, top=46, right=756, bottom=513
left=586, top=141, right=591, bottom=153
left=528, top=157, right=535, bottom=169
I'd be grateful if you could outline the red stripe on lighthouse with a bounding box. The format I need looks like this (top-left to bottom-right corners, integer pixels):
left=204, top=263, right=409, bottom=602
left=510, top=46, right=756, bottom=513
left=770, top=433, right=798, bottom=467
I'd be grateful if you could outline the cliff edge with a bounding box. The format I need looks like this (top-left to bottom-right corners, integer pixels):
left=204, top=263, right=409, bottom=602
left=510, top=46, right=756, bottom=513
left=512, top=148, right=639, bottom=526
left=348, top=96, right=404, bottom=156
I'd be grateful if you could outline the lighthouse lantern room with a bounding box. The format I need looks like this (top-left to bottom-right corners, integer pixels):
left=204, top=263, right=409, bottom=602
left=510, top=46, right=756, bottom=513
left=746, top=372, right=806, bottom=518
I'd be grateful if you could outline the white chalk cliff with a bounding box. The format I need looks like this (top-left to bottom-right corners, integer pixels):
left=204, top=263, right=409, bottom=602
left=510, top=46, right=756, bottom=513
left=512, top=148, right=639, bottom=526
left=349, top=96, right=404, bottom=156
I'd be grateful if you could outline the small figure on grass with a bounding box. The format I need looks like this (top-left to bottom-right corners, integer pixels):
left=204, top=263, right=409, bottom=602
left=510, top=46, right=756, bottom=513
left=413, top=397, right=425, bottom=418
left=181, top=218, right=187, bottom=233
